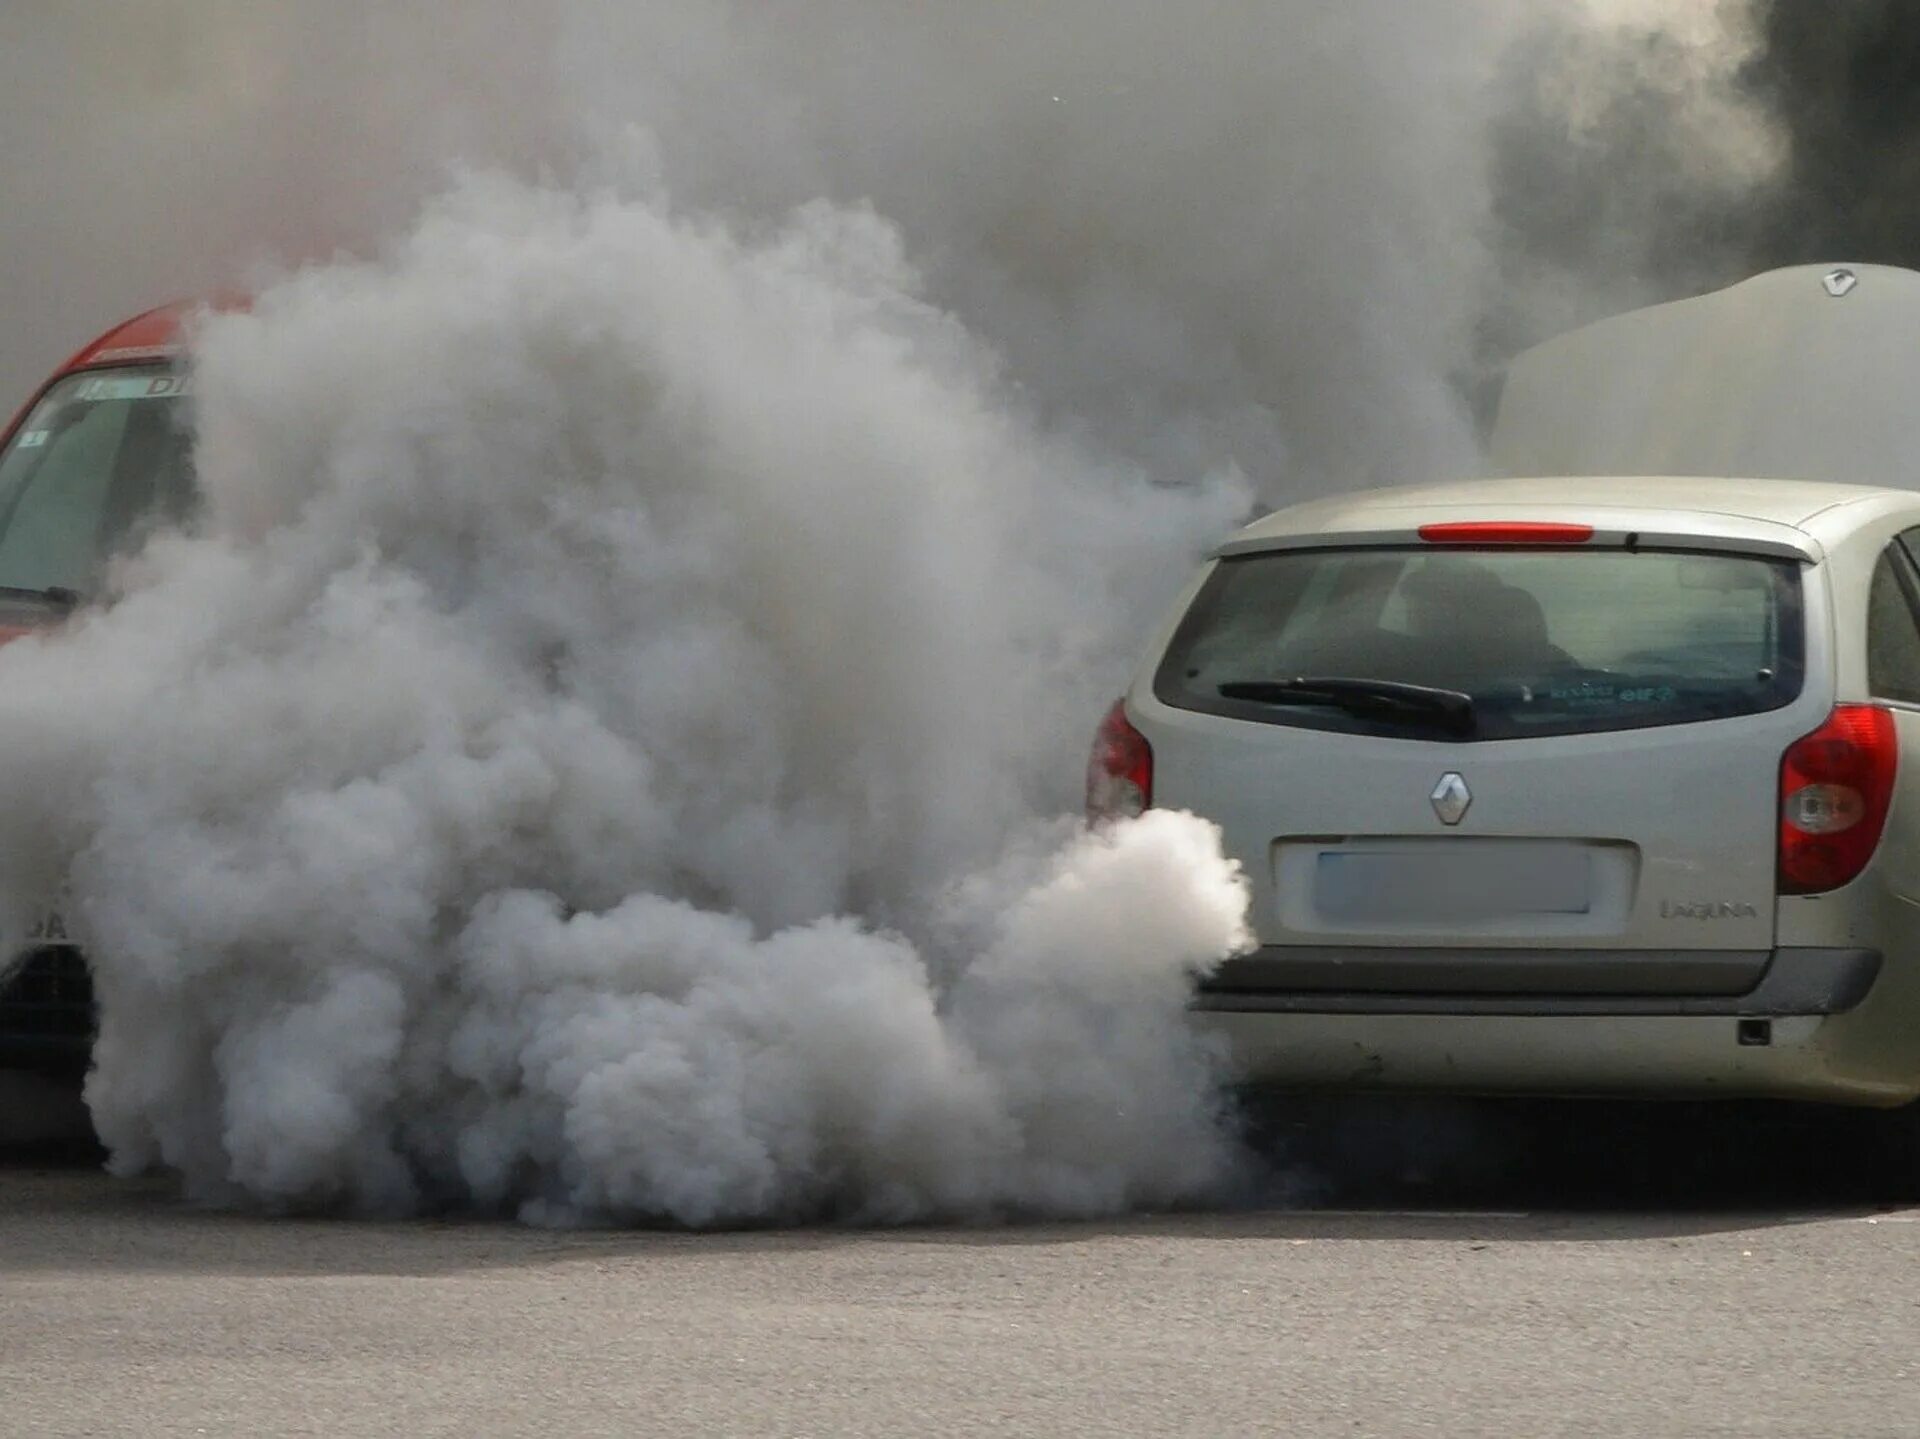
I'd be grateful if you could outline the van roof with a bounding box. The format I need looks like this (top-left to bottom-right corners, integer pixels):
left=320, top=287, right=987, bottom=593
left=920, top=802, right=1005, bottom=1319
left=1489, top=263, right=1920, bottom=489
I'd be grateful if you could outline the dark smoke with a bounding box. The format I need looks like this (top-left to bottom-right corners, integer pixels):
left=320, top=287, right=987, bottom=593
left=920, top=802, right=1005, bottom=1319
left=1741, top=0, right=1920, bottom=269
left=1479, top=3, right=1775, bottom=386
left=1484, top=0, right=1920, bottom=389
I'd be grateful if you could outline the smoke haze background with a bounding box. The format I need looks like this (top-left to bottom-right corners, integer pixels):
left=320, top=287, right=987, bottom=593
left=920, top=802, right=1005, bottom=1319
left=1486, top=0, right=1920, bottom=366
left=0, top=0, right=1890, bottom=1221
left=1, top=0, right=1781, bottom=496
left=11, top=2, right=1914, bottom=463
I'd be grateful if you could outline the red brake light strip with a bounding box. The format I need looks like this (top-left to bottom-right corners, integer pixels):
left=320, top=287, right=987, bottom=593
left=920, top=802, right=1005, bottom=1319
left=1418, top=522, right=1595, bottom=545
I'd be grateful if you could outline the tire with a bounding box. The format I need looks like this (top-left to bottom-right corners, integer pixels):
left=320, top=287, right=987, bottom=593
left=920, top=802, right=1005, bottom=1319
left=1860, top=1101, right=1920, bottom=1202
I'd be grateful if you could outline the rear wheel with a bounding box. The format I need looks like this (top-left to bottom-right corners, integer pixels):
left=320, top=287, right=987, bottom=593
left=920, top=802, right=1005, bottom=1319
left=1860, top=1101, right=1920, bottom=1201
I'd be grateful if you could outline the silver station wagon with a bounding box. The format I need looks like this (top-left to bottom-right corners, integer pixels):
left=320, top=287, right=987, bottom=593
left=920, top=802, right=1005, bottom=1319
left=1091, top=474, right=1920, bottom=1130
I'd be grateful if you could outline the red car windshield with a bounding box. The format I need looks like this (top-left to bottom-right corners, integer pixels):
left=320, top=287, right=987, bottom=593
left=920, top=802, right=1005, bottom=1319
left=0, top=365, right=196, bottom=599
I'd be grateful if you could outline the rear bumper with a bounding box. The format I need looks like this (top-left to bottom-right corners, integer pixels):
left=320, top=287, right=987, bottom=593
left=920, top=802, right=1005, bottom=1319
left=1196, top=945, right=1881, bottom=1016
left=1195, top=945, right=1915, bottom=1105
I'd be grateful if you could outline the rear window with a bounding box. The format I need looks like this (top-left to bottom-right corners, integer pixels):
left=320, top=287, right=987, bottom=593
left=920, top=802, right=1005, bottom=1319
left=1155, top=546, right=1805, bottom=741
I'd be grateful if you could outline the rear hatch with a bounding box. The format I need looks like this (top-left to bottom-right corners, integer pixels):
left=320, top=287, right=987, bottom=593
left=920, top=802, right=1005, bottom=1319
left=1135, top=521, right=1832, bottom=996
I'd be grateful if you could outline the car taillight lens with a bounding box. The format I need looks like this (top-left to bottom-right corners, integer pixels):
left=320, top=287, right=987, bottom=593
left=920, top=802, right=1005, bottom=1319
left=1086, top=698, right=1152, bottom=823
left=1417, top=521, right=1595, bottom=545
left=1779, top=704, right=1897, bottom=895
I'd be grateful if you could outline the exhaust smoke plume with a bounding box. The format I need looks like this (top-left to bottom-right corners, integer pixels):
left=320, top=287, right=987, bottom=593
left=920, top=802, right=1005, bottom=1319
left=0, top=177, right=1250, bottom=1222
left=0, top=2, right=1797, bottom=1220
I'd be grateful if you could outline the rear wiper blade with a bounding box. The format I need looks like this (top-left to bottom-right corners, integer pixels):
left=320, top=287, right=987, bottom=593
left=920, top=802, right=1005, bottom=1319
left=0, top=585, right=82, bottom=609
left=1217, top=676, right=1476, bottom=736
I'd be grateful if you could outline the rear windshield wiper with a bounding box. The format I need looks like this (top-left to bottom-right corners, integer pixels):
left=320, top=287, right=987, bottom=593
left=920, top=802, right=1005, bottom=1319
left=1217, top=676, right=1476, bottom=736
left=0, top=585, right=81, bottom=610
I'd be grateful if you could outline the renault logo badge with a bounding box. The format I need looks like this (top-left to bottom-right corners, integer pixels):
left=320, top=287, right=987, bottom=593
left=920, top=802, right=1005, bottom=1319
left=1431, top=772, right=1471, bottom=826
left=1822, top=267, right=1858, bottom=297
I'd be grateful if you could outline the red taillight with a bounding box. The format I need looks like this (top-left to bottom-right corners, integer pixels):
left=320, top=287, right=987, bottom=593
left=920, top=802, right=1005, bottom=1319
left=1779, top=704, right=1898, bottom=895
left=1417, top=521, right=1595, bottom=545
left=1086, top=698, right=1153, bottom=823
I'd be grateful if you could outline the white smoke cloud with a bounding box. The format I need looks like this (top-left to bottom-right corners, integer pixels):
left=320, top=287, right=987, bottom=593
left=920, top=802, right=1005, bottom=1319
left=0, top=175, right=1249, bottom=1222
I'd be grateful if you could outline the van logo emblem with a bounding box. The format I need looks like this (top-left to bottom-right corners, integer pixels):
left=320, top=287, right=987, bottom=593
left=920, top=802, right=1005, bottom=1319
left=1823, top=267, right=1858, bottom=297
left=1430, top=772, right=1471, bottom=825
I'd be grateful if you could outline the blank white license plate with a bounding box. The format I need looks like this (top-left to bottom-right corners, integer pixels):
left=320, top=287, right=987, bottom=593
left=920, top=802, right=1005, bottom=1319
left=1315, top=844, right=1593, bottom=923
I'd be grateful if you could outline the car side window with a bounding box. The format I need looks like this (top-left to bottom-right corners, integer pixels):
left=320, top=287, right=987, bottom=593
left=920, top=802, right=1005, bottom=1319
left=1867, top=543, right=1920, bottom=705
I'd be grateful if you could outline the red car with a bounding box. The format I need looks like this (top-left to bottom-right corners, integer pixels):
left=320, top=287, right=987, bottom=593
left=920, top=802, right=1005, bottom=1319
left=0, top=302, right=203, bottom=1073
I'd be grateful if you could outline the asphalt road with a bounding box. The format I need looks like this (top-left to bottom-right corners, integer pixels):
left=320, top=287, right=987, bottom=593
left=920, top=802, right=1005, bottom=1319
left=6, top=1094, right=1920, bottom=1438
